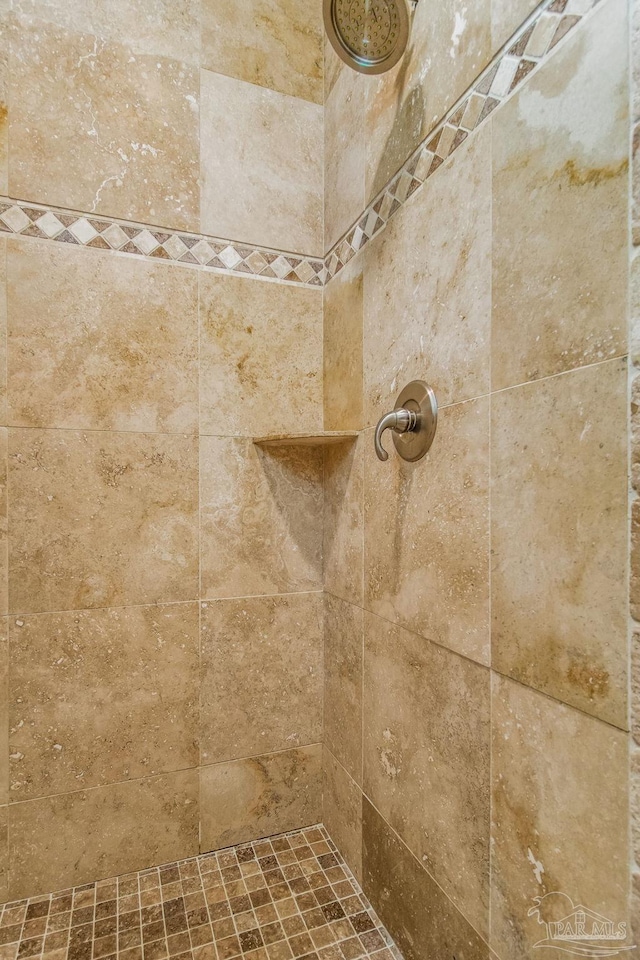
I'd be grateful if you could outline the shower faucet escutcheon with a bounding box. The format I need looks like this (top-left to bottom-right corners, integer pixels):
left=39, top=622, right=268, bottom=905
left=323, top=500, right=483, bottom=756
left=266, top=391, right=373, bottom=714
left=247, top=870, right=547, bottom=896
left=374, top=380, right=438, bottom=462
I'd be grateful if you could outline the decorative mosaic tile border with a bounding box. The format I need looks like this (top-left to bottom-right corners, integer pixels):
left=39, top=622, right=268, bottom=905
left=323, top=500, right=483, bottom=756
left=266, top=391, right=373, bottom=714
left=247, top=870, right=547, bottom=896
left=0, top=825, right=401, bottom=960
left=0, top=199, right=326, bottom=288
left=324, top=0, right=601, bottom=281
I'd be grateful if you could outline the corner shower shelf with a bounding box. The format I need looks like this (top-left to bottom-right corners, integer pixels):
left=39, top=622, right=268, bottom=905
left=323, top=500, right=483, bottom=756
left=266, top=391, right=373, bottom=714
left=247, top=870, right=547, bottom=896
left=253, top=431, right=358, bottom=447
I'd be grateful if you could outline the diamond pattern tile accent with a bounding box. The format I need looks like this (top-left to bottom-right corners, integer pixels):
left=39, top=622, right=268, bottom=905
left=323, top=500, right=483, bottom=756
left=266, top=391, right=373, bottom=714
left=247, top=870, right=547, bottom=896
left=324, top=0, right=602, bottom=281
left=0, top=825, right=403, bottom=960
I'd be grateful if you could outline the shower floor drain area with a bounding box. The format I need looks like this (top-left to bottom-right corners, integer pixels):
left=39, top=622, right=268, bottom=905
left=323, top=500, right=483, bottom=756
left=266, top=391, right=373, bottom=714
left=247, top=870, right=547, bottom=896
left=0, top=825, right=402, bottom=960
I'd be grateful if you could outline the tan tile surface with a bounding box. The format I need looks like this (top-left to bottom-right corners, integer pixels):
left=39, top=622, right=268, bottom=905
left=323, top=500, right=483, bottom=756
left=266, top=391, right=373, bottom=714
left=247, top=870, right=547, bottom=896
left=14, top=0, right=201, bottom=63
left=0, top=429, right=6, bottom=617
left=0, top=619, right=6, bottom=806
left=491, top=675, right=630, bottom=959
left=323, top=256, right=364, bottom=433
left=491, top=0, right=540, bottom=50
left=8, top=770, right=199, bottom=900
left=200, top=747, right=322, bottom=852
left=324, top=595, right=363, bottom=785
left=200, top=71, right=323, bottom=255
left=9, top=429, right=199, bottom=614
left=362, top=799, right=489, bottom=960
left=201, top=0, right=323, bottom=103
left=0, top=805, right=6, bottom=903
left=363, top=126, right=491, bottom=426
left=365, top=0, right=491, bottom=201
left=492, top=0, right=628, bottom=391
left=9, top=603, right=199, bottom=801
left=200, top=594, right=323, bottom=764
left=200, top=438, right=322, bottom=600
left=9, top=19, right=199, bottom=230
left=7, top=242, right=199, bottom=433
left=0, top=823, right=401, bottom=959
left=323, top=749, right=363, bottom=884
left=491, top=360, right=628, bottom=728
left=325, top=66, right=366, bottom=251
left=324, top=435, right=364, bottom=608
left=364, top=398, right=490, bottom=666
left=363, top=612, right=491, bottom=938
left=0, top=240, right=5, bottom=428
left=199, top=272, right=322, bottom=438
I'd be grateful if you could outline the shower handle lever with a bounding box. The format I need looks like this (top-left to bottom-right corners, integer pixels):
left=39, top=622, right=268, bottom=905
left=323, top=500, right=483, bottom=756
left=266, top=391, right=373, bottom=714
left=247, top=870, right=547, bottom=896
left=374, top=408, right=418, bottom=461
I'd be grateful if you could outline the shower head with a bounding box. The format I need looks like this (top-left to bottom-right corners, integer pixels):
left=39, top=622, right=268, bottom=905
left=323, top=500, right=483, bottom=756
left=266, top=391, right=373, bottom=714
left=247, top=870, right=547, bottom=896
left=323, top=0, right=418, bottom=76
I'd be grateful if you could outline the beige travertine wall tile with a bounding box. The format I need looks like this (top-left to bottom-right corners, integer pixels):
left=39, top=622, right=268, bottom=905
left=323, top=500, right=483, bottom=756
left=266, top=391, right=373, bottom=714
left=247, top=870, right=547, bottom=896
left=200, top=746, right=322, bottom=852
left=200, top=437, right=322, bottom=599
left=363, top=612, right=490, bottom=938
left=324, top=32, right=346, bottom=102
left=492, top=0, right=628, bottom=391
left=323, top=255, right=363, bottom=433
left=200, top=593, right=323, bottom=764
left=491, top=675, right=630, bottom=959
left=365, top=0, right=491, bottom=201
left=491, top=0, right=539, bottom=51
left=364, top=398, right=490, bottom=666
left=0, top=12, right=6, bottom=201
left=324, top=435, right=364, bottom=607
left=324, top=595, right=363, bottom=784
left=9, top=769, right=199, bottom=901
left=201, top=0, right=323, bottom=104
left=323, top=748, right=362, bottom=882
left=199, top=273, right=322, bottom=438
left=9, top=429, right=199, bottom=614
left=363, top=125, right=491, bottom=427
left=0, top=620, right=6, bottom=806
left=0, top=239, right=6, bottom=427
left=200, top=71, right=323, bottom=255
left=362, top=799, right=490, bottom=960
left=9, top=19, right=199, bottom=231
left=0, top=805, right=6, bottom=902
left=9, top=603, right=199, bottom=801
left=325, top=63, right=365, bottom=251
left=14, top=0, right=201, bottom=63
left=7, top=242, right=199, bottom=434
left=492, top=360, right=628, bottom=729
left=0, top=429, right=6, bottom=618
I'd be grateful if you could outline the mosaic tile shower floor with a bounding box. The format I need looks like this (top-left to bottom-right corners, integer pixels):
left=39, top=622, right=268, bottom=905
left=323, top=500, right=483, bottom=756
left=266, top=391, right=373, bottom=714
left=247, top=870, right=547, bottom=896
left=0, top=826, right=402, bottom=960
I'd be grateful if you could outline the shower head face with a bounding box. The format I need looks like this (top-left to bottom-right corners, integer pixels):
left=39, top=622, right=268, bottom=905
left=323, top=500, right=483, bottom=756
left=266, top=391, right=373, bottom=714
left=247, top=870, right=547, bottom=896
left=324, top=0, right=411, bottom=75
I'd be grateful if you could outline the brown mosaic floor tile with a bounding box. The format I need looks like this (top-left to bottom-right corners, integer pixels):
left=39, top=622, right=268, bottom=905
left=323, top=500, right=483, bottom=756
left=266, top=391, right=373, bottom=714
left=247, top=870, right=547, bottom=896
left=0, top=828, right=401, bottom=960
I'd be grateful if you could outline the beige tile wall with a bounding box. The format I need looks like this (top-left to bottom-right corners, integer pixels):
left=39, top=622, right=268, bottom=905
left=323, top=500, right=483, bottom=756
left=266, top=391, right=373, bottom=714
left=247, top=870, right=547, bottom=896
left=322, top=1, right=634, bottom=957
left=1, top=0, right=323, bottom=252
left=1, top=240, right=324, bottom=899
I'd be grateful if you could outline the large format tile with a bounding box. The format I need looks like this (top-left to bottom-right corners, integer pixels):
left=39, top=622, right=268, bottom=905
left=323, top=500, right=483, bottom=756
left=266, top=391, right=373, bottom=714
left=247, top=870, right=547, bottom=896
left=199, top=272, right=322, bottom=438
left=200, top=437, right=322, bottom=599
left=200, top=746, right=322, bottom=852
left=9, top=603, right=199, bottom=801
left=0, top=429, right=6, bottom=617
left=9, top=19, right=199, bottom=230
left=365, top=0, right=491, bottom=200
left=364, top=398, right=490, bottom=666
left=323, top=748, right=363, bottom=882
left=0, top=238, right=6, bottom=426
left=324, top=595, right=363, bottom=784
left=491, top=360, right=628, bottom=728
left=9, top=430, right=199, bottom=614
left=363, top=613, right=491, bottom=938
left=7, top=242, right=199, bottom=433
left=362, top=799, right=489, bottom=960
left=492, top=0, right=628, bottom=390
left=491, top=0, right=539, bottom=50
left=9, top=769, right=199, bottom=900
left=325, top=64, right=365, bottom=251
left=491, top=675, right=630, bottom=959
left=0, top=619, right=6, bottom=806
left=323, top=255, right=363, bottom=433
left=200, top=593, right=323, bottom=764
left=363, top=125, right=491, bottom=427
left=0, top=9, right=6, bottom=196
left=324, top=435, right=364, bottom=608
left=13, top=0, right=201, bottom=63
left=201, top=0, right=323, bottom=103
left=200, top=71, right=323, bottom=254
